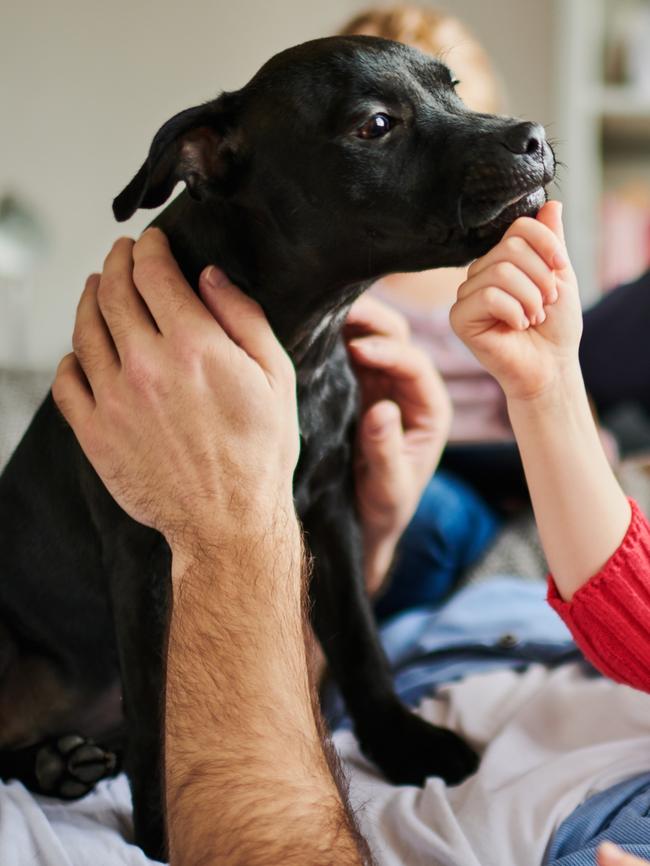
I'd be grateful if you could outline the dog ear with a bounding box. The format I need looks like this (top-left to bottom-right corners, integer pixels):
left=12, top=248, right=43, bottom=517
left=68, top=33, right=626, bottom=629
left=112, top=97, right=243, bottom=222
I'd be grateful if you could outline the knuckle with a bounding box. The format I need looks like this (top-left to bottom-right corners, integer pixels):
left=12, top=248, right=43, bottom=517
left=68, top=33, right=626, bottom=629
left=123, top=351, right=158, bottom=392
left=96, top=272, right=120, bottom=307
left=504, top=236, right=523, bottom=256
left=511, top=215, right=536, bottom=234
left=493, top=261, right=515, bottom=283
left=132, top=254, right=165, bottom=288
left=51, top=361, right=70, bottom=403
left=71, top=322, right=89, bottom=357
left=103, top=237, right=132, bottom=269
left=84, top=273, right=100, bottom=294
left=170, top=327, right=205, bottom=367
left=483, top=286, right=503, bottom=309
left=113, top=236, right=135, bottom=255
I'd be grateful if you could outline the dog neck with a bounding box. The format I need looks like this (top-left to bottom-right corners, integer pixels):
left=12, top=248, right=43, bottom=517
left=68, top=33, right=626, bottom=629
left=152, top=192, right=372, bottom=383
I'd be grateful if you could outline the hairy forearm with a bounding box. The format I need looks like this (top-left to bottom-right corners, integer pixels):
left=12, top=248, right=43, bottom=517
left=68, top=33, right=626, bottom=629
left=165, top=511, right=372, bottom=866
left=507, top=366, right=631, bottom=600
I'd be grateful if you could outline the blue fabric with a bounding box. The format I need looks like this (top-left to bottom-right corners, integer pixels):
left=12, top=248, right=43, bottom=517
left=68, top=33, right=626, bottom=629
left=374, top=470, right=500, bottom=620
left=545, top=775, right=650, bottom=865
left=325, top=578, right=582, bottom=730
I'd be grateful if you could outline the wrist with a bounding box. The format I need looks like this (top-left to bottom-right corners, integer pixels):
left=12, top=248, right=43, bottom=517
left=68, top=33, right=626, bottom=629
left=506, top=361, right=587, bottom=421
left=169, top=495, right=302, bottom=585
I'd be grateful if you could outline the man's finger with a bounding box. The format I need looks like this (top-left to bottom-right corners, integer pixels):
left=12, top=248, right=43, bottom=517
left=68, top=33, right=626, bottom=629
left=72, top=275, right=120, bottom=391
left=132, top=228, right=216, bottom=334
left=52, top=353, right=95, bottom=432
left=198, top=266, right=292, bottom=381
left=99, top=237, right=159, bottom=354
left=345, top=294, right=410, bottom=342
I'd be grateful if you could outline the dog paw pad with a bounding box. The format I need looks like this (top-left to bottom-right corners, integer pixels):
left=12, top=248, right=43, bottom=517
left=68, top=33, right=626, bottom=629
left=35, top=734, right=117, bottom=798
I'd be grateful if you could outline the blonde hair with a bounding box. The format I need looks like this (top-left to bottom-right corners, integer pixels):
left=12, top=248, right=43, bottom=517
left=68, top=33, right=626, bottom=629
left=338, top=5, right=505, bottom=114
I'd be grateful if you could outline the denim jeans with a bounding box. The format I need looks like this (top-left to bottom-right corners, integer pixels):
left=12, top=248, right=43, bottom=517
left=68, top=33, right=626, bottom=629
left=374, top=470, right=501, bottom=622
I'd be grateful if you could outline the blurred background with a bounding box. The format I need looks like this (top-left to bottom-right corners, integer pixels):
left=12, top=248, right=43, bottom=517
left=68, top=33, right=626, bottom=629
left=1, top=0, right=649, bottom=371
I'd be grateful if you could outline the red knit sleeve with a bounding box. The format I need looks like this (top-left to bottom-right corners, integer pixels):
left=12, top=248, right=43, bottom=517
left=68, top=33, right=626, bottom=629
left=547, top=498, right=650, bottom=692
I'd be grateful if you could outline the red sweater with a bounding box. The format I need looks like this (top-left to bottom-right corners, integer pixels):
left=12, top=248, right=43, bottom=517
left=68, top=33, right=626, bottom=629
left=547, top=498, right=650, bottom=692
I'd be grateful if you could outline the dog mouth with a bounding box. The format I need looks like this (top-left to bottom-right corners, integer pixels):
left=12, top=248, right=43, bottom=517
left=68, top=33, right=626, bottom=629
left=472, top=187, right=547, bottom=237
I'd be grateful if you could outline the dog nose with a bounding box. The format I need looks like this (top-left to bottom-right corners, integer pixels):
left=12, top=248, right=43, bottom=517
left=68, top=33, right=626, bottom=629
left=500, top=121, right=546, bottom=156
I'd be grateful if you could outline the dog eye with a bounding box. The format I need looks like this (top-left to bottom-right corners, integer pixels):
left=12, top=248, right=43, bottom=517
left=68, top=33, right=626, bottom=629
left=357, top=113, right=393, bottom=140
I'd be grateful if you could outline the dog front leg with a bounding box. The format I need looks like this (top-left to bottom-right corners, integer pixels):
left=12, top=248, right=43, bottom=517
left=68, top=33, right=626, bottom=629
left=106, top=526, right=170, bottom=862
left=303, top=491, right=478, bottom=787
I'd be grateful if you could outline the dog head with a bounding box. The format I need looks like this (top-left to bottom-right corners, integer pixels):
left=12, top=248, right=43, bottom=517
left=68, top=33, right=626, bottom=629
left=114, top=36, right=555, bottom=283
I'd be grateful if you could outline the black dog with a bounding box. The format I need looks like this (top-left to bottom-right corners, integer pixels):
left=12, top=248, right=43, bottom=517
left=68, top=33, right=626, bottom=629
left=0, top=36, right=554, bottom=858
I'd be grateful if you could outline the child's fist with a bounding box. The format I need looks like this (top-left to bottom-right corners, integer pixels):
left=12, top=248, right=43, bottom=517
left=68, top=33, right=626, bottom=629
left=450, top=201, right=583, bottom=402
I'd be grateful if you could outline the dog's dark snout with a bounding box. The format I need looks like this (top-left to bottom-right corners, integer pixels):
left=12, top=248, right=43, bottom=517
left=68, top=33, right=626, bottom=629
left=500, top=121, right=545, bottom=157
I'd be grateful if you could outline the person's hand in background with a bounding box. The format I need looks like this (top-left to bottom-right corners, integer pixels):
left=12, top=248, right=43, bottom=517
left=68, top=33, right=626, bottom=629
left=345, top=294, right=452, bottom=594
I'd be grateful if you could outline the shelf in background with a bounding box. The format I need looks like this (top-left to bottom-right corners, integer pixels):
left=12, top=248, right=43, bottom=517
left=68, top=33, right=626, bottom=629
left=594, top=85, right=650, bottom=117
left=593, top=87, right=650, bottom=151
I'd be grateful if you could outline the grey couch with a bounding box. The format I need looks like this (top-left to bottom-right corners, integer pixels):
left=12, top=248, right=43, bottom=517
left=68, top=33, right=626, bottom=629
left=0, top=368, right=52, bottom=471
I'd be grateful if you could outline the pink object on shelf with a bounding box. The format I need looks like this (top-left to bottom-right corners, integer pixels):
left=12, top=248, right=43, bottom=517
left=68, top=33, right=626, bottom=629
left=600, top=188, right=650, bottom=292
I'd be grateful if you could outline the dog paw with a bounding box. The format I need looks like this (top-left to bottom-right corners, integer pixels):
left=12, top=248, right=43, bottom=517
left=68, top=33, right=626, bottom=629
left=35, top=734, right=118, bottom=798
left=359, top=705, right=479, bottom=787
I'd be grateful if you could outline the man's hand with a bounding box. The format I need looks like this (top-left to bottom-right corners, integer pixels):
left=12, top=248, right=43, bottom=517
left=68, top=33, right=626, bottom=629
left=450, top=201, right=582, bottom=402
left=53, top=229, right=299, bottom=562
left=345, top=294, right=452, bottom=594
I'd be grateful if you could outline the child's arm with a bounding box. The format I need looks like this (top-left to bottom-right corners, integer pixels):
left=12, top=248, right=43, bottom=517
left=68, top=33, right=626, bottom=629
left=451, top=202, right=631, bottom=601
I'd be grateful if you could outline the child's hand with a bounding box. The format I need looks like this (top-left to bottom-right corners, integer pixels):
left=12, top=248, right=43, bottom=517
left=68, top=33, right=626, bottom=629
left=598, top=842, right=650, bottom=866
left=450, top=201, right=583, bottom=402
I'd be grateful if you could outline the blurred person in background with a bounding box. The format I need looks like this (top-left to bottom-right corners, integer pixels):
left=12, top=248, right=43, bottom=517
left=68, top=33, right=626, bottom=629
left=340, top=4, right=650, bottom=619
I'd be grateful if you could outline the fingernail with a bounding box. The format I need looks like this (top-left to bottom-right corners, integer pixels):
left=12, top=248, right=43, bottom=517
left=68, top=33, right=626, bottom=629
left=599, top=842, right=625, bottom=863
left=553, top=251, right=568, bottom=270
left=537, top=309, right=546, bottom=324
left=521, top=317, right=530, bottom=330
left=549, top=288, right=559, bottom=303
left=350, top=338, right=381, bottom=357
left=200, top=265, right=227, bottom=291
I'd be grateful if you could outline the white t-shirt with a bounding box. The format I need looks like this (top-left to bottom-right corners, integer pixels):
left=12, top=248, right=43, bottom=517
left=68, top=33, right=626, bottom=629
left=1, top=662, right=648, bottom=865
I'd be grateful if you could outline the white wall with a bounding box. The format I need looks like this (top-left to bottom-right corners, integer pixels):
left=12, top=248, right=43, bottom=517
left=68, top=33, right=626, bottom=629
left=0, top=0, right=555, bottom=371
